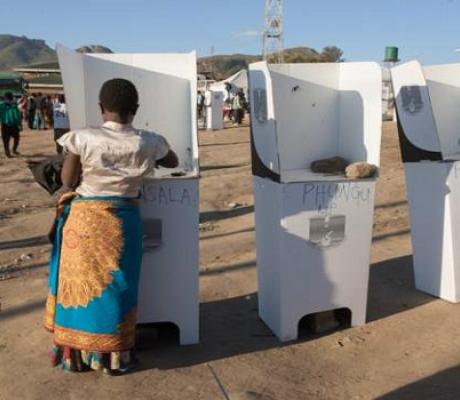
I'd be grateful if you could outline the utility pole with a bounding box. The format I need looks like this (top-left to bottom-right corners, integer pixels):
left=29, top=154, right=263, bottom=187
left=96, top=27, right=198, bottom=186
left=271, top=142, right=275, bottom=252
left=263, top=0, right=284, bottom=63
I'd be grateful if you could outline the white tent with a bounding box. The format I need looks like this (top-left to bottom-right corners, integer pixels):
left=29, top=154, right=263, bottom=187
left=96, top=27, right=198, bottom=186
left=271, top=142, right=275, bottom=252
left=211, top=69, right=248, bottom=98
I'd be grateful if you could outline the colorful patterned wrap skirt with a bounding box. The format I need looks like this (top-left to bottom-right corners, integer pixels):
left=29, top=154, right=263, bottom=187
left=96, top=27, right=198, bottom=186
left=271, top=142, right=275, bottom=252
left=45, top=194, right=143, bottom=372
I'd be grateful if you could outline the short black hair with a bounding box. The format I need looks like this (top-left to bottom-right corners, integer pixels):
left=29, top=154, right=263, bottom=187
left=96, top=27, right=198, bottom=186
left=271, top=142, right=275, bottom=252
left=99, top=78, right=139, bottom=123
left=4, top=92, right=13, bottom=101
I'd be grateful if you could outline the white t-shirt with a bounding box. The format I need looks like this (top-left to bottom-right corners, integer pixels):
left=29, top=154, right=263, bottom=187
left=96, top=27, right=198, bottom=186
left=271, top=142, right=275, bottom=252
left=58, top=121, right=170, bottom=198
left=53, top=102, right=70, bottom=130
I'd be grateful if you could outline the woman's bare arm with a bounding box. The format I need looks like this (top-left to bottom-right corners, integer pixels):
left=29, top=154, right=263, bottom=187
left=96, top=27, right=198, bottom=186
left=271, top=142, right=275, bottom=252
left=61, top=152, right=82, bottom=189
left=157, top=150, right=179, bottom=168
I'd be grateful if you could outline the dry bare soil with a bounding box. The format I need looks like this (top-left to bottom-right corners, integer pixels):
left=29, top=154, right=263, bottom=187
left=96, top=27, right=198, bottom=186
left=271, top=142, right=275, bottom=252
left=1, top=122, right=460, bottom=400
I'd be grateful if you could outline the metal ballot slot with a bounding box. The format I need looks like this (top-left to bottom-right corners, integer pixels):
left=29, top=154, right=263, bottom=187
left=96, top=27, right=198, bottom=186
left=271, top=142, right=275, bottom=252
left=143, top=218, right=162, bottom=250
left=309, top=215, right=346, bottom=248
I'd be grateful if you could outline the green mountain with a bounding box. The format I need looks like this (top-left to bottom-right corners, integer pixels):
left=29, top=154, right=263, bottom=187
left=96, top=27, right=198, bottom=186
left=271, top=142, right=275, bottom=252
left=0, top=35, right=113, bottom=71
left=0, top=35, right=56, bottom=70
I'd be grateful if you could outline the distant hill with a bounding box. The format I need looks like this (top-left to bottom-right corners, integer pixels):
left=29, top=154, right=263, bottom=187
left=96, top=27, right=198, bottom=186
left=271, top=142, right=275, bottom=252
left=198, top=46, right=344, bottom=80
left=0, top=35, right=56, bottom=71
left=0, top=34, right=344, bottom=80
left=0, top=34, right=113, bottom=70
left=76, top=45, right=113, bottom=54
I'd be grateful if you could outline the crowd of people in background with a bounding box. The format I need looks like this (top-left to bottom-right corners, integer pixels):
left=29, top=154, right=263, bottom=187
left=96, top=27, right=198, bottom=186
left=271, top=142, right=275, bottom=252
left=198, top=83, right=248, bottom=128
left=18, top=93, right=56, bottom=131
left=0, top=92, right=69, bottom=158
left=224, top=83, right=248, bottom=127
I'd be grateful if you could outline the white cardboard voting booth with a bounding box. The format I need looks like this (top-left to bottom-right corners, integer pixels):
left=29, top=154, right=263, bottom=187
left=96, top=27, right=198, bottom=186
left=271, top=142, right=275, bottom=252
left=57, top=45, right=200, bottom=344
left=392, top=61, right=460, bottom=303
left=249, top=62, right=382, bottom=341
left=205, top=89, right=224, bottom=130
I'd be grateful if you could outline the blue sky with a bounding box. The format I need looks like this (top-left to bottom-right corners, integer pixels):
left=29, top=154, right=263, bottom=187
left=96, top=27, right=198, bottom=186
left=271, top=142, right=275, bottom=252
left=3, top=0, right=460, bottom=64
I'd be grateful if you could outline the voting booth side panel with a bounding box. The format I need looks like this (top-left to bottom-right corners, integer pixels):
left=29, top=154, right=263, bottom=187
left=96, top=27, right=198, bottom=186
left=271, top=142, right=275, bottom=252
left=269, top=63, right=340, bottom=175
left=424, top=64, right=460, bottom=160
left=253, top=177, right=283, bottom=335
left=338, top=63, right=382, bottom=167
left=446, top=162, right=460, bottom=301
left=58, top=46, right=199, bottom=174
left=248, top=62, right=281, bottom=180
left=82, top=54, right=196, bottom=174
left=404, top=163, right=458, bottom=302
left=56, top=45, right=87, bottom=130
left=391, top=61, right=442, bottom=162
left=138, top=178, right=200, bottom=344
left=274, top=181, right=375, bottom=341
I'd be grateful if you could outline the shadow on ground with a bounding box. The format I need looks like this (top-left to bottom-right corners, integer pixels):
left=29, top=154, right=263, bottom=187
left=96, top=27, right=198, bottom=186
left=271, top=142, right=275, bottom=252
left=367, top=255, right=434, bottom=322
left=133, top=255, right=434, bottom=371
left=201, top=227, right=255, bottom=241
left=377, top=365, right=460, bottom=399
left=0, top=254, right=435, bottom=373
left=199, top=141, right=250, bottom=148
left=0, top=236, right=49, bottom=251
left=200, top=163, right=248, bottom=172
left=200, top=206, right=254, bottom=223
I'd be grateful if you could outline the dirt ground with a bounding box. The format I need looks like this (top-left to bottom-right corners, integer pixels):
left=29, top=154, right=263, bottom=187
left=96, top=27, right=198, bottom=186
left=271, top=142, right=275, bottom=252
left=1, top=122, right=460, bottom=400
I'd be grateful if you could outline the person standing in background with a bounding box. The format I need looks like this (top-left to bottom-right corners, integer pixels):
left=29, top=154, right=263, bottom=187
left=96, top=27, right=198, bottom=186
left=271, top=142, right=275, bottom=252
left=34, top=92, right=45, bottom=130
left=18, top=95, right=28, bottom=126
left=0, top=92, right=22, bottom=158
left=53, top=94, right=70, bottom=153
left=223, top=82, right=233, bottom=121
left=232, top=89, right=246, bottom=127
left=27, top=94, right=36, bottom=130
left=44, top=96, right=54, bottom=129
left=197, top=91, right=205, bottom=120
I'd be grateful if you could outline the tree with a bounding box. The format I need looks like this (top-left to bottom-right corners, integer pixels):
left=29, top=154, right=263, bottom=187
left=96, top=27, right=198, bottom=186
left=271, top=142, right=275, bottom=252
left=319, top=46, right=344, bottom=62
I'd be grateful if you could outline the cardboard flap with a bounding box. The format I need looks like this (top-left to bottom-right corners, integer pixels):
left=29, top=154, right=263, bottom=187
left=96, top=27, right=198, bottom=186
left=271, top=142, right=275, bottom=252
left=57, top=44, right=198, bottom=175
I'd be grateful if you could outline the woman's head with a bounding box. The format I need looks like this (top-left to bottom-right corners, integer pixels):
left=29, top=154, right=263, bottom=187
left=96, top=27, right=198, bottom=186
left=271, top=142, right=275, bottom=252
left=99, top=78, right=139, bottom=124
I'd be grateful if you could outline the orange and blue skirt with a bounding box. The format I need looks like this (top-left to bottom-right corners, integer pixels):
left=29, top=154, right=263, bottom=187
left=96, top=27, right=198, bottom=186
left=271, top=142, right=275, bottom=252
left=45, top=194, right=143, bottom=372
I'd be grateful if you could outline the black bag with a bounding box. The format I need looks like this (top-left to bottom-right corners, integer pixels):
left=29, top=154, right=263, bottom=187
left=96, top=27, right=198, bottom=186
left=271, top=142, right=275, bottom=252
left=27, top=155, right=64, bottom=195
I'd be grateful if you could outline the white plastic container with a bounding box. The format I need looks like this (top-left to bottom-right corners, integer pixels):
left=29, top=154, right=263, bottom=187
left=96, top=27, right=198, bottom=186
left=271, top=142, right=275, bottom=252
left=249, top=62, right=382, bottom=341
left=57, top=45, right=200, bottom=344
left=392, top=61, right=460, bottom=303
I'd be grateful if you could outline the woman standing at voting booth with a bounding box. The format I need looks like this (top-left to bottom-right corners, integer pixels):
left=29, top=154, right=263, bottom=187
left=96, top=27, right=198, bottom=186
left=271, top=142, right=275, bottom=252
left=45, top=78, right=178, bottom=374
